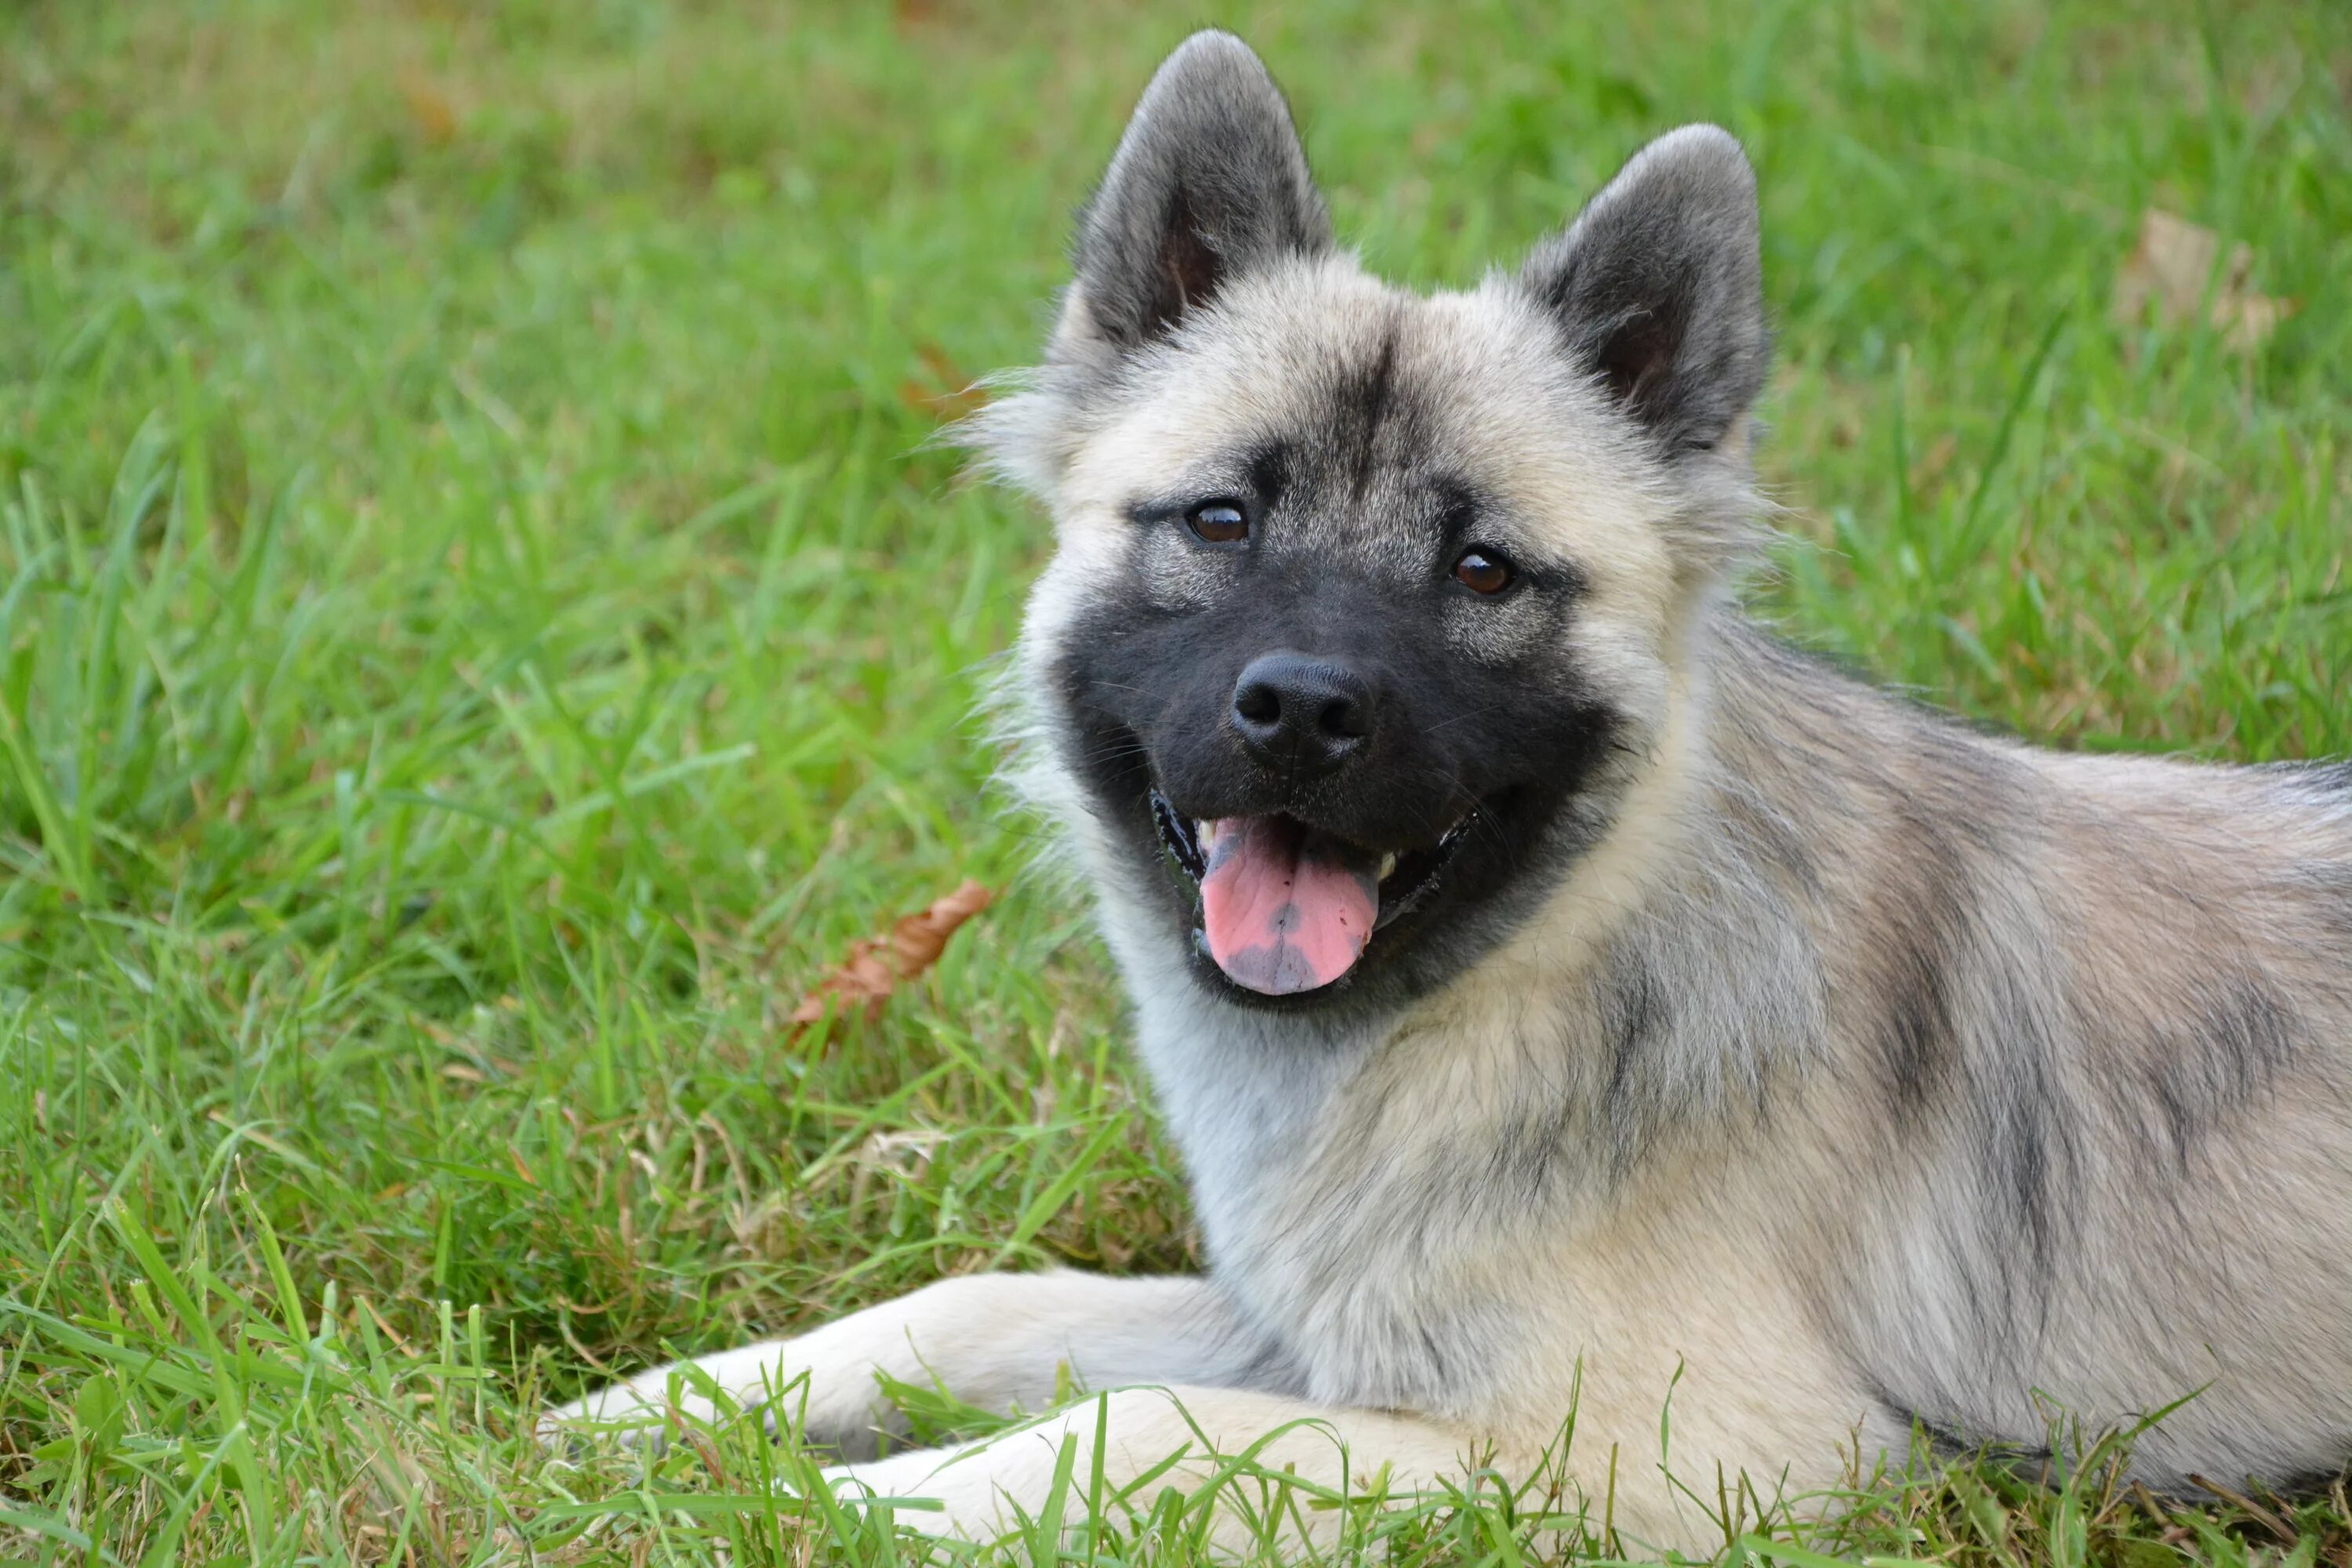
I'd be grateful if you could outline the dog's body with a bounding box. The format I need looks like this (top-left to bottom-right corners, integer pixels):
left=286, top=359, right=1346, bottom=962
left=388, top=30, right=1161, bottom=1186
left=549, top=33, right=2352, bottom=1554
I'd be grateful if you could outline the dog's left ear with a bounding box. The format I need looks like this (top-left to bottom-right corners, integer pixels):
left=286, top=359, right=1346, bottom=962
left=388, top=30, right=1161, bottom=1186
left=1058, top=31, right=1333, bottom=356
left=1520, top=125, right=1767, bottom=458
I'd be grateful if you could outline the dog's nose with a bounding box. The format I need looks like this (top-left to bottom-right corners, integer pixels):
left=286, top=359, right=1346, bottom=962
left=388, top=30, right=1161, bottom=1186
left=1230, top=652, right=1375, bottom=778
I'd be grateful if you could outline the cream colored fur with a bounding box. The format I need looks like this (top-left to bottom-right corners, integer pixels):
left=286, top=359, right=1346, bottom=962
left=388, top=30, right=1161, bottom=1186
left=544, top=37, right=2352, bottom=1561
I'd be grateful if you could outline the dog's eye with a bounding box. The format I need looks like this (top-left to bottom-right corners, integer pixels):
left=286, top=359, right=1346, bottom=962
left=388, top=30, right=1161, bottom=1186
left=1185, top=499, right=1250, bottom=546
left=1452, top=549, right=1513, bottom=595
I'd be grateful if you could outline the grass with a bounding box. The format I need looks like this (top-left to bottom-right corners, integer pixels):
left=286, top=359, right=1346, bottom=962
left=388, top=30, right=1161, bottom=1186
left=1, top=0, right=2348, bottom=1561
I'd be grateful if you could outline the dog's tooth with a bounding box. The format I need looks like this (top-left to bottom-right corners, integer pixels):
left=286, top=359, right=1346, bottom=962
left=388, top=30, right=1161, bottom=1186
left=1196, top=818, right=1217, bottom=851
left=1379, top=851, right=1398, bottom=882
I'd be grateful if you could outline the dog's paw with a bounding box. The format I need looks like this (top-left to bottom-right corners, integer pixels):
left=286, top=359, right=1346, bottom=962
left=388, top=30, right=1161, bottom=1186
left=533, top=1340, right=906, bottom=1461
left=822, top=1450, right=989, bottom=1537
left=535, top=1381, right=743, bottom=1455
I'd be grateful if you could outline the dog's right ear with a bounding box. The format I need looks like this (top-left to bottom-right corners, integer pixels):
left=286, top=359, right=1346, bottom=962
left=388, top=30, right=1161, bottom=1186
left=1518, top=125, right=1766, bottom=460
left=1058, top=31, right=1332, bottom=356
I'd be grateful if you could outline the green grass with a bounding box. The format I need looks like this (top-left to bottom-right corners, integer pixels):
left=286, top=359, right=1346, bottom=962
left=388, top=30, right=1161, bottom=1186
left=2, top=0, right=2348, bottom=1561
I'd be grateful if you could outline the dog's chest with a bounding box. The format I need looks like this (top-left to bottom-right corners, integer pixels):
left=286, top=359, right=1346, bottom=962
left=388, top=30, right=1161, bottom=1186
left=1132, top=988, right=1541, bottom=1414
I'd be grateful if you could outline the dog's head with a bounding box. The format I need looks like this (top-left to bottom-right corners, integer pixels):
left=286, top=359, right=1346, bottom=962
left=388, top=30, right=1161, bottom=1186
left=979, top=32, right=1769, bottom=1014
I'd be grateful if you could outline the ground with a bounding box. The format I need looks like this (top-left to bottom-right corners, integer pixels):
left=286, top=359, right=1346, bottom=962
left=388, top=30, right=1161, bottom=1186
left=2, top=1, right=2349, bottom=1563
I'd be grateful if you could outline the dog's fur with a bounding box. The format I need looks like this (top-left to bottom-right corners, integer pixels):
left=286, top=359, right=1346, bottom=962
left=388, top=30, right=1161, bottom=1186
left=548, top=33, right=2352, bottom=1554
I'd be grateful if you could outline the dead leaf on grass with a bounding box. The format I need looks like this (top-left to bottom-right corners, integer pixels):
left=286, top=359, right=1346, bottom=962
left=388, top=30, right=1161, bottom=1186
left=789, top=879, right=993, bottom=1028
left=398, top=71, right=459, bottom=144
left=2112, top=209, right=2296, bottom=353
left=895, top=341, right=989, bottom=423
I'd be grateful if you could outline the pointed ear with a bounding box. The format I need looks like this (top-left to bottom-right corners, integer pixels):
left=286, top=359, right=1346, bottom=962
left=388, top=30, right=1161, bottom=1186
left=1519, top=125, right=1768, bottom=457
left=1062, top=31, right=1332, bottom=354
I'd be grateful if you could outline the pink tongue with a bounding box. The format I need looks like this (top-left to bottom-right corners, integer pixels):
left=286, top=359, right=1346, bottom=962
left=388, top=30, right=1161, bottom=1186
left=1199, top=816, right=1381, bottom=995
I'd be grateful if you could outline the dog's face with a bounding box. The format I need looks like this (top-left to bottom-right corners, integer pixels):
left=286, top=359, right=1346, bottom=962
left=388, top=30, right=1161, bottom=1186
left=983, top=34, right=1769, bottom=1014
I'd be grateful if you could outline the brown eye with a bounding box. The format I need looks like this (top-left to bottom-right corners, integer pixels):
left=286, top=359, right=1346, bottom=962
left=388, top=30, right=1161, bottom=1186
left=1185, top=499, right=1249, bottom=546
left=1452, top=549, right=1513, bottom=595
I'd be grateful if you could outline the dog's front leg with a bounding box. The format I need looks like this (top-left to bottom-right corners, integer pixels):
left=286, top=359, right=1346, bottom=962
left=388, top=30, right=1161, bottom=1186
left=828, top=1384, right=1480, bottom=1546
left=539, top=1271, right=1269, bottom=1457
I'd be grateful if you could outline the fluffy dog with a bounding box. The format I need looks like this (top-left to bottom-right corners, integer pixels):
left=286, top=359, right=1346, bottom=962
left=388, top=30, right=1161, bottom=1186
left=547, top=31, right=2352, bottom=1555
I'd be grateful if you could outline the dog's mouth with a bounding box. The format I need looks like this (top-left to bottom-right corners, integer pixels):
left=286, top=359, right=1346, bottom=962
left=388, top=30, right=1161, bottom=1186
left=1150, top=789, right=1476, bottom=997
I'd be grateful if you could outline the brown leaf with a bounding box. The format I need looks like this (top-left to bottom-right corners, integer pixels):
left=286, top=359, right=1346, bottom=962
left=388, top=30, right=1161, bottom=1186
left=895, top=341, right=989, bottom=423
left=789, top=880, right=993, bottom=1027
left=2112, top=209, right=2296, bottom=353
left=398, top=72, right=459, bottom=145
left=915, top=341, right=967, bottom=386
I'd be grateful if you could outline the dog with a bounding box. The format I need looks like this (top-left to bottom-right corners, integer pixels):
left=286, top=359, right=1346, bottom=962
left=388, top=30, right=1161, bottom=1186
left=546, top=31, right=2352, bottom=1555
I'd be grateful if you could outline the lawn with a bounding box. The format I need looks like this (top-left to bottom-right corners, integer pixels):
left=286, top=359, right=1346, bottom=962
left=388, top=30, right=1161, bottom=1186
left=2, top=1, right=2348, bottom=1563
